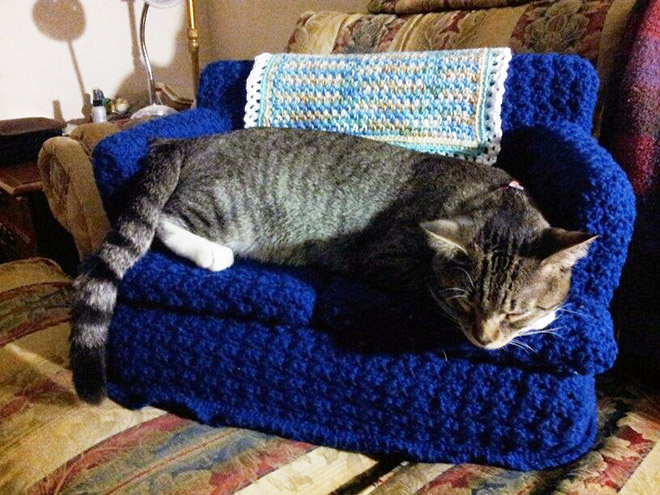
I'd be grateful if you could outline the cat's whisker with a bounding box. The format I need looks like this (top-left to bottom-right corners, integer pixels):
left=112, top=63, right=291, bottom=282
left=523, top=329, right=559, bottom=336
left=556, top=307, right=595, bottom=321
left=436, top=287, right=467, bottom=295
left=510, top=338, right=537, bottom=354
left=446, top=294, right=467, bottom=301
left=519, top=325, right=565, bottom=337
left=427, top=287, right=459, bottom=323
left=509, top=341, right=531, bottom=355
left=541, top=325, right=565, bottom=333
left=519, top=328, right=565, bottom=339
left=453, top=267, right=475, bottom=290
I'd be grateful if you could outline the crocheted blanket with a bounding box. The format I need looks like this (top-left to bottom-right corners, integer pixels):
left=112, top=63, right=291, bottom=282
left=244, top=49, right=511, bottom=164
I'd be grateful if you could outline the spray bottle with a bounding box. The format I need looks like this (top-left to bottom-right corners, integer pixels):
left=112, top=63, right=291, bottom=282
left=91, top=88, right=108, bottom=123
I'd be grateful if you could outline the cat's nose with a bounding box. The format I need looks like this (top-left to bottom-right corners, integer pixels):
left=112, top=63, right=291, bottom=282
left=473, top=329, right=501, bottom=346
left=471, top=314, right=503, bottom=347
left=472, top=330, right=508, bottom=349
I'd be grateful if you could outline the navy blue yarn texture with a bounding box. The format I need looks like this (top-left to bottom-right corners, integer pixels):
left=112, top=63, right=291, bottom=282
left=94, top=54, right=635, bottom=469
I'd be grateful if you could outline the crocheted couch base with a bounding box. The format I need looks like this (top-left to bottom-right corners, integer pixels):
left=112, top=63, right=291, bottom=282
left=107, top=302, right=597, bottom=471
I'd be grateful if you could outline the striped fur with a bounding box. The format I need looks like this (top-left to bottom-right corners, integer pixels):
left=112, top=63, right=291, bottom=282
left=70, top=141, right=184, bottom=403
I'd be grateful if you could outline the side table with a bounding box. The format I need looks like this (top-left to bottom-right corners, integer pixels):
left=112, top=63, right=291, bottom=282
left=0, top=161, right=77, bottom=273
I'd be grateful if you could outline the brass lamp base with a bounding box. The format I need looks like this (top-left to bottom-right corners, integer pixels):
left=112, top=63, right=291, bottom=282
left=186, top=0, right=199, bottom=94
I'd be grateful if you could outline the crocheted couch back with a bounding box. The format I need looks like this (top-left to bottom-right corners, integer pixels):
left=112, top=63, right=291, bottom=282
left=94, top=54, right=599, bottom=222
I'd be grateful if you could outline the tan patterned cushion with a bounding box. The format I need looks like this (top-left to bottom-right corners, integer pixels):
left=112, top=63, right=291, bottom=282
left=37, top=125, right=116, bottom=260
left=0, top=259, right=381, bottom=495
left=288, top=0, right=638, bottom=134
left=368, top=0, right=530, bottom=14
left=1, top=259, right=659, bottom=493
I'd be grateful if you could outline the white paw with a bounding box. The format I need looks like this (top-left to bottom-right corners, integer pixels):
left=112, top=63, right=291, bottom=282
left=187, top=244, right=211, bottom=269
left=208, top=244, right=234, bottom=272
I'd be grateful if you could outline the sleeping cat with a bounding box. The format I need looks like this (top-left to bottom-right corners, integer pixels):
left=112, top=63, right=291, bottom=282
left=71, top=127, right=596, bottom=403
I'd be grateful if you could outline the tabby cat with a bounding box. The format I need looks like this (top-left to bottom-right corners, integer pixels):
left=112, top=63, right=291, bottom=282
left=71, top=128, right=596, bottom=403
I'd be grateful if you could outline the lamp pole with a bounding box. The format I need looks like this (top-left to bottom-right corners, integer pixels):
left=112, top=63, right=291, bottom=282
left=139, top=3, right=157, bottom=106
left=186, top=0, right=200, bottom=94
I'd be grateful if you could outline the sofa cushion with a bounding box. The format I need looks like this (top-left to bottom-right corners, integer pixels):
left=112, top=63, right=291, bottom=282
left=121, top=251, right=323, bottom=326
left=288, top=1, right=638, bottom=133
left=368, top=0, right=530, bottom=14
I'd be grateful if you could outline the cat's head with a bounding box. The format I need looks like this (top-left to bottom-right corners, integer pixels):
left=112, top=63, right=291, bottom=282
left=421, top=217, right=596, bottom=350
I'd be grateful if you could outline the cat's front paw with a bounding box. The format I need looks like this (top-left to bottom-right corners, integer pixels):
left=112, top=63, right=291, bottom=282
left=208, top=244, right=234, bottom=271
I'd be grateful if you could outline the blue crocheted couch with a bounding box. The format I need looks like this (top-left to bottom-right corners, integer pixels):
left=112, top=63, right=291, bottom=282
left=93, top=55, right=635, bottom=470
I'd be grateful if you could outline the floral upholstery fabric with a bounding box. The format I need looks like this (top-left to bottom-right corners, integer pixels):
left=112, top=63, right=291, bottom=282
left=368, top=0, right=530, bottom=14
left=288, top=0, right=638, bottom=132
left=1, top=258, right=659, bottom=494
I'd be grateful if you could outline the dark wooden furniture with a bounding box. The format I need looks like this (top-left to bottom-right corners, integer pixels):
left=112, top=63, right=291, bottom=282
left=0, top=161, right=77, bottom=273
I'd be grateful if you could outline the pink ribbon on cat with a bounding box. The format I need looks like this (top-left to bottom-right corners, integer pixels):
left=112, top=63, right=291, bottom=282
left=496, top=180, right=524, bottom=192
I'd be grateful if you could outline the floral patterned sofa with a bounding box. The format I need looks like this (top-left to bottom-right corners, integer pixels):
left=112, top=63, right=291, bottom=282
left=1, top=260, right=659, bottom=495
left=3, top=0, right=659, bottom=493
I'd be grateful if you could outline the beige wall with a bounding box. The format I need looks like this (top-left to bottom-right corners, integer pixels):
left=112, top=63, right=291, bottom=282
left=0, top=0, right=196, bottom=122
left=200, top=0, right=365, bottom=60
left=0, top=0, right=364, bottom=123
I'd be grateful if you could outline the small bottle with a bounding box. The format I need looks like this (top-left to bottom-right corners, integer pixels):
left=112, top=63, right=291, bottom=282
left=91, top=88, right=107, bottom=123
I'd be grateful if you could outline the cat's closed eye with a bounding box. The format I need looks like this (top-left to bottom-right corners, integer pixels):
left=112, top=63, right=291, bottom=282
left=505, top=312, right=529, bottom=323
left=454, top=298, right=472, bottom=312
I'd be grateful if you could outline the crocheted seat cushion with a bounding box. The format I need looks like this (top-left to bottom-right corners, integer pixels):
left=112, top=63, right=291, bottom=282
left=106, top=302, right=598, bottom=471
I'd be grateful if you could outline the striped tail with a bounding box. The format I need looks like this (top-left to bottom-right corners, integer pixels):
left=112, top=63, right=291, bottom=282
left=70, top=140, right=184, bottom=403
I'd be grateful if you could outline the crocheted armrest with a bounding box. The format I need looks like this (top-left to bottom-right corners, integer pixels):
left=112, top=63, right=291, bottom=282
left=496, top=123, right=636, bottom=373
left=92, top=108, right=231, bottom=221
left=319, top=123, right=635, bottom=375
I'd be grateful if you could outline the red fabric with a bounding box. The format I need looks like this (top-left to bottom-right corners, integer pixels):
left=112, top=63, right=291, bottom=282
left=612, top=134, right=659, bottom=193
left=607, top=0, right=660, bottom=379
left=608, top=0, right=660, bottom=196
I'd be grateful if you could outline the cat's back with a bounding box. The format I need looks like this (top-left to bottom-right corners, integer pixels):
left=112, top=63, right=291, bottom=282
left=169, top=128, right=516, bottom=219
left=179, top=127, right=507, bottom=185
left=161, top=128, right=534, bottom=264
left=183, top=127, right=424, bottom=175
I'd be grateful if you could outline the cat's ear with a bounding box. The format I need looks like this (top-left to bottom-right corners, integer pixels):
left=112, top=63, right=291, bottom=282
left=420, top=218, right=471, bottom=257
left=538, top=229, right=598, bottom=271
